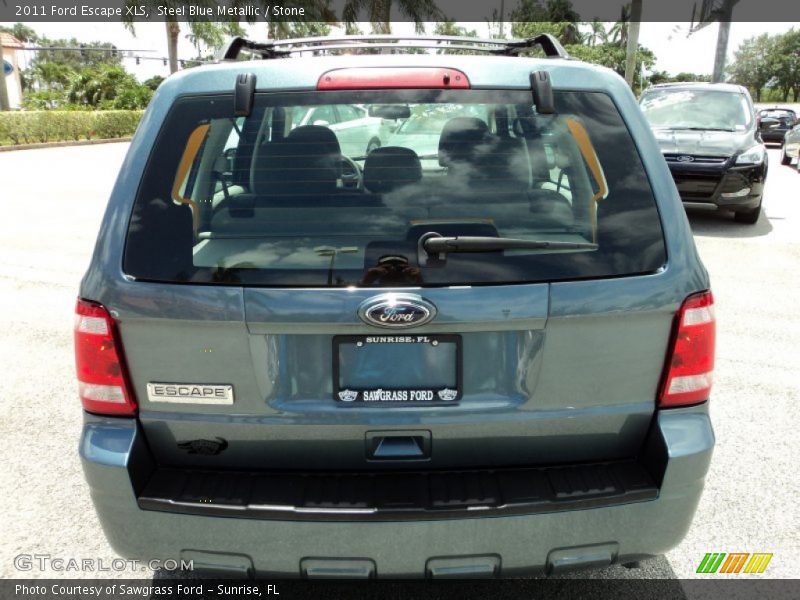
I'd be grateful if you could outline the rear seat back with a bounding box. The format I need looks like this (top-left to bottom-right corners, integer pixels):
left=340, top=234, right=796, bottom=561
left=252, top=125, right=341, bottom=197
left=438, top=117, right=528, bottom=191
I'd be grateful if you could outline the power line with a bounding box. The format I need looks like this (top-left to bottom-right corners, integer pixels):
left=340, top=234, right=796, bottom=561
left=16, top=45, right=213, bottom=67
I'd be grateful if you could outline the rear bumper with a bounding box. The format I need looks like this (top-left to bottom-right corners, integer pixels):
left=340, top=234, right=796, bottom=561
left=80, top=406, right=714, bottom=577
left=760, top=130, right=787, bottom=143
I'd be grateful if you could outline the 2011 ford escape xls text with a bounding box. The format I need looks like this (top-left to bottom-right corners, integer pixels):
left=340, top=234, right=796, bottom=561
left=76, top=34, right=715, bottom=578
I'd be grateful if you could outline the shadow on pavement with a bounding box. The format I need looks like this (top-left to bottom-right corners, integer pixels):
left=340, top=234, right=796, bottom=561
left=687, top=206, right=773, bottom=239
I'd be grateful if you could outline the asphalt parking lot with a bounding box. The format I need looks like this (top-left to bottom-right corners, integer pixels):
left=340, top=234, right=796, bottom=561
left=0, top=143, right=798, bottom=586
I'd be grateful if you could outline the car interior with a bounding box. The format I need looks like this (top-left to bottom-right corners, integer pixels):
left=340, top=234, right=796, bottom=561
left=203, top=107, right=593, bottom=205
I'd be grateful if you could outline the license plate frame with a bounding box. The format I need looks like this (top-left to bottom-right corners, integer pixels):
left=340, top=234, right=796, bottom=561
left=332, top=334, right=462, bottom=405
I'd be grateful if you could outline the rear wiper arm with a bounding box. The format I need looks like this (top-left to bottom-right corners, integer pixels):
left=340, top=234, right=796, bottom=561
left=669, top=126, right=736, bottom=132
left=419, top=232, right=597, bottom=264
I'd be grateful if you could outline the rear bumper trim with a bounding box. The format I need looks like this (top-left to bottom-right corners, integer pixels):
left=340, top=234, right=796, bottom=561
left=137, top=460, right=658, bottom=522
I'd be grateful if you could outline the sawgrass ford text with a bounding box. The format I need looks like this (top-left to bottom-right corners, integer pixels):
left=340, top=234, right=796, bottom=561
left=14, top=5, right=304, bottom=17
left=15, top=584, right=275, bottom=597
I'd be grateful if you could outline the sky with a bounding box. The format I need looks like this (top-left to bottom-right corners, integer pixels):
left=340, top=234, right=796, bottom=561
left=6, top=20, right=796, bottom=82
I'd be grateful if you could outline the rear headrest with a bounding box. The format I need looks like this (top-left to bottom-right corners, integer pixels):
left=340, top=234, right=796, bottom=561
left=288, top=124, right=340, bottom=152
left=253, top=125, right=341, bottom=196
left=364, top=147, right=422, bottom=193
left=438, top=117, right=490, bottom=167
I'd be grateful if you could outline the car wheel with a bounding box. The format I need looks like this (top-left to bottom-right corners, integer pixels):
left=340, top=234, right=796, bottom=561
left=366, top=138, right=381, bottom=155
left=734, top=201, right=761, bottom=225
left=781, top=145, right=791, bottom=165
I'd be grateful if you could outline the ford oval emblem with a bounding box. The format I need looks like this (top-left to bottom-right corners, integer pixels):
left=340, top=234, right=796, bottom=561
left=358, top=294, right=436, bottom=329
left=677, top=155, right=695, bottom=163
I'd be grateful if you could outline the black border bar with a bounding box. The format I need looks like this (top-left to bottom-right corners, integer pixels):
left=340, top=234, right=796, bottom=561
left=1, top=0, right=796, bottom=23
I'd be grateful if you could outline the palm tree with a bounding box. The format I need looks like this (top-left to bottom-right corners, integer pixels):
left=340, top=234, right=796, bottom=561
left=165, top=20, right=181, bottom=73
left=124, top=1, right=199, bottom=74
left=265, top=1, right=338, bottom=40
left=187, top=21, right=246, bottom=60
left=125, top=0, right=249, bottom=74
left=509, top=0, right=582, bottom=47
left=544, top=0, right=582, bottom=45
left=608, top=4, right=631, bottom=47
left=623, top=0, right=643, bottom=87
left=433, top=19, right=477, bottom=37
left=267, top=22, right=332, bottom=41
left=31, top=61, right=74, bottom=92
left=68, top=65, right=138, bottom=106
left=341, top=0, right=442, bottom=35
left=586, top=19, right=608, bottom=47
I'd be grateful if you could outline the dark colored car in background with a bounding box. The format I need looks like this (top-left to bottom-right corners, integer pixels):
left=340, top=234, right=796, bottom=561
left=640, top=83, right=767, bottom=224
left=758, top=107, right=798, bottom=145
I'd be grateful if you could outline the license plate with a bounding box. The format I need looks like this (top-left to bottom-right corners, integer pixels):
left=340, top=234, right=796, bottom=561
left=333, top=334, right=461, bottom=405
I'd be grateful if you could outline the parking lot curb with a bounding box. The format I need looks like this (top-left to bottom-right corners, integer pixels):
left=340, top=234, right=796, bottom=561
left=0, top=138, right=132, bottom=152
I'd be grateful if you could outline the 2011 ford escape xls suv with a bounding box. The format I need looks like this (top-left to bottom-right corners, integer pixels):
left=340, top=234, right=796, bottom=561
left=76, top=34, right=715, bottom=578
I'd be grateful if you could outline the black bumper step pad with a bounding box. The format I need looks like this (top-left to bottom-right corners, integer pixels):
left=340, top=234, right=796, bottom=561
left=138, top=459, right=657, bottom=522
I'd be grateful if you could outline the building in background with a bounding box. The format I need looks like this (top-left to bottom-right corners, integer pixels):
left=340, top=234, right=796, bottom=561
left=1, top=33, right=24, bottom=109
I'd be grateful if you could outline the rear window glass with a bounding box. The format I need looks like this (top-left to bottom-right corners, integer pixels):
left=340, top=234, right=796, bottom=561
left=124, top=89, right=665, bottom=287
left=758, top=109, right=796, bottom=125
left=759, top=109, right=795, bottom=119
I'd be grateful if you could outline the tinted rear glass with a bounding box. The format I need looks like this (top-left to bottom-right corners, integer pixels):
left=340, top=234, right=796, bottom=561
left=124, top=89, right=665, bottom=287
left=759, top=109, right=796, bottom=126
left=759, top=109, right=795, bottom=119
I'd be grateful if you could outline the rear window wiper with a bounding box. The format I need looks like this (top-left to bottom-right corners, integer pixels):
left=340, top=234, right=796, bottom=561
left=665, top=126, right=737, bottom=132
left=419, top=232, right=597, bottom=264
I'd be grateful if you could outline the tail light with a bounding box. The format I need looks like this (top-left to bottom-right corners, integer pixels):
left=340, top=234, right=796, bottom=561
left=74, top=299, right=137, bottom=416
left=659, top=291, right=716, bottom=408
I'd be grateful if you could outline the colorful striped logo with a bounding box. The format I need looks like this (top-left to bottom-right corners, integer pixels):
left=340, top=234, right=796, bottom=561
left=696, top=553, right=773, bottom=574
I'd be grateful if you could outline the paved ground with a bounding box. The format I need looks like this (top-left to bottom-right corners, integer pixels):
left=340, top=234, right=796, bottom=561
left=0, top=143, right=798, bottom=587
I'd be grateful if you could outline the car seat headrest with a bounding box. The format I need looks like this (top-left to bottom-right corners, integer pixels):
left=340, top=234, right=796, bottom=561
left=364, top=146, right=422, bottom=193
left=438, top=117, right=490, bottom=167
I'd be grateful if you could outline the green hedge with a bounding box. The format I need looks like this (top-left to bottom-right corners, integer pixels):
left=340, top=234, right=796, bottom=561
left=0, top=110, right=143, bottom=146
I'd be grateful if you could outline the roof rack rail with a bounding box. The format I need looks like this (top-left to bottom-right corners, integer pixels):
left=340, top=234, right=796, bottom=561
left=218, top=37, right=290, bottom=60
left=218, top=34, right=569, bottom=62
left=501, top=34, right=569, bottom=57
